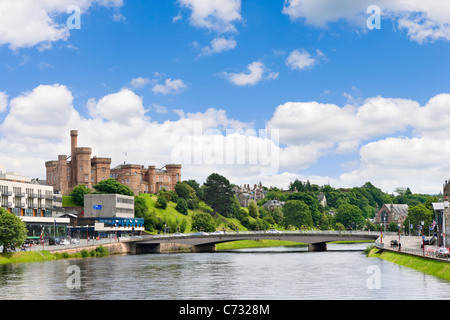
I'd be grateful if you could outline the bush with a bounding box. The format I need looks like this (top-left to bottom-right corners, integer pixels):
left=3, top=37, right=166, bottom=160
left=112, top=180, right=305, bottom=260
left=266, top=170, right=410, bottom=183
left=95, top=246, right=109, bottom=257
left=155, top=194, right=167, bottom=209
left=175, top=198, right=188, bottom=215
left=81, top=249, right=89, bottom=258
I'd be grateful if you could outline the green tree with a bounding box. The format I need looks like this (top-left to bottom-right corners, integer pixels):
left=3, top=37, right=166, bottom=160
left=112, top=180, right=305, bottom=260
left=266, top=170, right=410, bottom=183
left=248, top=201, right=259, bottom=219
left=93, top=178, right=134, bottom=196
left=184, top=179, right=204, bottom=200
left=155, top=193, right=167, bottom=209
left=175, top=198, right=189, bottom=215
left=134, top=196, right=149, bottom=218
left=334, top=203, right=364, bottom=229
left=203, top=173, right=234, bottom=216
left=407, top=204, right=433, bottom=232
left=282, top=200, right=313, bottom=229
left=191, top=212, right=216, bottom=232
left=0, top=208, right=28, bottom=252
left=70, top=184, right=91, bottom=207
left=175, top=182, right=196, bottom=200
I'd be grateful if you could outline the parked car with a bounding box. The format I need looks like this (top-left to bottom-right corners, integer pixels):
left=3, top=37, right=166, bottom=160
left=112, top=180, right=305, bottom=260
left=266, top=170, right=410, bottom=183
left=268, top=229, right=281, bottom=234
left=70, top=238, right=80, bottom=244
left=437, top=247, right=449, bottom=258
left=59, top=238, right=70, bottom=245
left=48, top=237, right=61, bottom=245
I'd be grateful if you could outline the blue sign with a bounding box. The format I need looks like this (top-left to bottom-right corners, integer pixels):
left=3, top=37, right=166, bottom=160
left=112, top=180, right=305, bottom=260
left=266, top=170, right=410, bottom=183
left=93, top=205, right=102, bottom=210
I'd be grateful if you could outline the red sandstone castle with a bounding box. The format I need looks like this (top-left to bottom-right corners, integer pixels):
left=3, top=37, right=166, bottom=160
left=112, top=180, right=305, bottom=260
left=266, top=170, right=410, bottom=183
left=45, top=130, right=181, bottom=195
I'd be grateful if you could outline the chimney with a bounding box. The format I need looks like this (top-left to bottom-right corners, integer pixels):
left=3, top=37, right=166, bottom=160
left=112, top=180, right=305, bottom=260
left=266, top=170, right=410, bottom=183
left=70, top=130, right=78, bottom=157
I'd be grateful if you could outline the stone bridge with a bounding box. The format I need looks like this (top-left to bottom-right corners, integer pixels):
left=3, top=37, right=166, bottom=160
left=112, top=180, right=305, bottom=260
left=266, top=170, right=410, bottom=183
left=128, top=230, right=381, bottom=254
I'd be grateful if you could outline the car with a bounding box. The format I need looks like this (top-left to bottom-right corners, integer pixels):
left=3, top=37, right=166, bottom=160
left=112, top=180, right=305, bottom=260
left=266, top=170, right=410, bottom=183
left=268, top=229, right=281, bottom=234
left=59, top=238, right=70, bottom=245
left=191, top=232, right=209, bottom=236
left=437, top=247, right=449, bottom=258
left=70, top=238, right=80, bottom=244
left=211, top=231, right=225, bottom=235
left=172, top=233, right=186, bottom=237
left=48, top=237, right=61, bottom=245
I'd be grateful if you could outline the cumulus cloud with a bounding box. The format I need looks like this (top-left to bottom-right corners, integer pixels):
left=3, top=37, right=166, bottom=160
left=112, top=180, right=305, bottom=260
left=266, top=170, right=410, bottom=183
left=86, top=88, right=149, bottom=124
left=282, top=0, right=450, bottom=43
left=285, top=49, right=326, bottom=71
left=0, top=0, right=123, bottom=50
left=177, top=0, right=242, bottom=33
left=129, top=77, right=151, bottom=89
left=152, top=78, right=188, bottom=95
left=220, top=61, right=279, bottom=86
left=0, top=92, right=7, bottom=113
left=1, top=83, right=450, bottom=194
left=201, top=37, right=237, bottom=56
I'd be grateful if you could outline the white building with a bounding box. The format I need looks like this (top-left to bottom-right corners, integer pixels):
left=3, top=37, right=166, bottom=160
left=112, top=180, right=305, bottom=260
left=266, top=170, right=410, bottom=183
left=0, top=167, right=69, bottom=238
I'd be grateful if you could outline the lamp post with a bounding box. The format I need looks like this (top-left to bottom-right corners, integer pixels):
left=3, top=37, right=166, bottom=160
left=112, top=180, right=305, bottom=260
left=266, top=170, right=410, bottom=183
left=421, top=220, right=425, bottom=256
left=380, top=223, right=383, bottom=244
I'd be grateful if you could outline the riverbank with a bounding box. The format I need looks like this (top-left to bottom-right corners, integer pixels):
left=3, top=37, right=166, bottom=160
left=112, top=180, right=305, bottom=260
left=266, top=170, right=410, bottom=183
left=0, top=245, right=113, bottom=265
left=368, top=247, right=450, bottom=282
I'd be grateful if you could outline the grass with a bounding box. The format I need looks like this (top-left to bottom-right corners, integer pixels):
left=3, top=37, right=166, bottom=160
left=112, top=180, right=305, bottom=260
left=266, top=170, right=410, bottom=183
left=217, top=240, right=306, bottom=250
left=62, top=196, right=77, bottom=207
left=368, top=248, right=450, bottom=282
left=0, top=251, right=56, bottom=264
left=0, top=246, right=111, bottom=265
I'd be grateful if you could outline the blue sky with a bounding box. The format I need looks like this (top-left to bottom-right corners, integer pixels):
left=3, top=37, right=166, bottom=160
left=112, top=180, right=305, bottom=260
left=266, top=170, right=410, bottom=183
left=1, top=0, right=450, bottom=194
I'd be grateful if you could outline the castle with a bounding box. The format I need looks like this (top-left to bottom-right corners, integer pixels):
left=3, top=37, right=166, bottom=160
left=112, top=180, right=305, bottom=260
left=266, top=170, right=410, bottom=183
left=45, top=130, right=181, bottom=195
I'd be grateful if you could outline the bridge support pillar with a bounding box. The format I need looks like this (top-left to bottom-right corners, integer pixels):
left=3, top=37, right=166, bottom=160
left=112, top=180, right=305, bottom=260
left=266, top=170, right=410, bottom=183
left=192, top=244, right=216, bottom=253
left=308, top=243, right=327, bottom=252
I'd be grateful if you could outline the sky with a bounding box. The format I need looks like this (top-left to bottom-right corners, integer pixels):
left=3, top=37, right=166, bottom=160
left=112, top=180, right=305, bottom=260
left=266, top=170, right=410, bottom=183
left=0, top=0, right=450, bottom=194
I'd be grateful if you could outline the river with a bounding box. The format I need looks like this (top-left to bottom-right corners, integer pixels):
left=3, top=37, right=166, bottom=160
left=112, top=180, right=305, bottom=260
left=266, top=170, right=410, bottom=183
left=0, top=243, right=449, bottom=300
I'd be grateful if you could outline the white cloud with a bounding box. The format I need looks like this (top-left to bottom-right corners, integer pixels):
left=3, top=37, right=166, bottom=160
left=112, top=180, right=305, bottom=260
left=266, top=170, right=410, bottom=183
left=177, top=0, right=242, bottom=33
left=151, top=104, right=168, bottom=114
left=1, top=84, right=81, bottom=139
left=1, top=83, right=450, bottom=194
left=0, top=92, right=7, bottom=113
left=0, top=0, right=123, bottom=50
left=285, top=49, right=326, bottom=71
left=152, top=78, right=188, bottom=95
left=221, top=61, right=278, bottom=86
left=129, top=77, right=151, bottom=89
left=282, top=0, right=450, bottom=43
left=86, top=88, right=148, bottom=124
left=201, top=37, right=237, bottom=56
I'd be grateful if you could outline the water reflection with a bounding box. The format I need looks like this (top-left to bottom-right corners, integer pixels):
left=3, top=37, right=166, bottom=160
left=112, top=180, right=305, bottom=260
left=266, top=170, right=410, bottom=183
left=0, top=243, right=449, bottom=300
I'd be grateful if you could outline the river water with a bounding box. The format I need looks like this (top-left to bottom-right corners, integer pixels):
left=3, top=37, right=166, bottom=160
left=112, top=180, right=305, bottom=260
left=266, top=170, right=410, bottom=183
left=0, top=243, right=449, bottom=300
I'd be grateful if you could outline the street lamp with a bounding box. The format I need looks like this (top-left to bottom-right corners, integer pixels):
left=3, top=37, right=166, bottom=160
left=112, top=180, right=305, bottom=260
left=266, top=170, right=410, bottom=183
left=380, top=223, right=383, bottom=244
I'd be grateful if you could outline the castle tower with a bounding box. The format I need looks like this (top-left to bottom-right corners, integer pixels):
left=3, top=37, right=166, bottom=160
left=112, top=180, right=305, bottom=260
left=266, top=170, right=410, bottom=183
left=74, top=147, right=92, bottom=188
left=57, top=155, right=69, bottom=195
left=165, top=164, right=182, bottom=190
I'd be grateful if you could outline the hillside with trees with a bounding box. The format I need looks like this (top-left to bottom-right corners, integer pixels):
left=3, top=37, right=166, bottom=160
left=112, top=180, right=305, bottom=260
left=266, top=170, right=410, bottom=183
left=64, top=174, right=439, bottom=235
